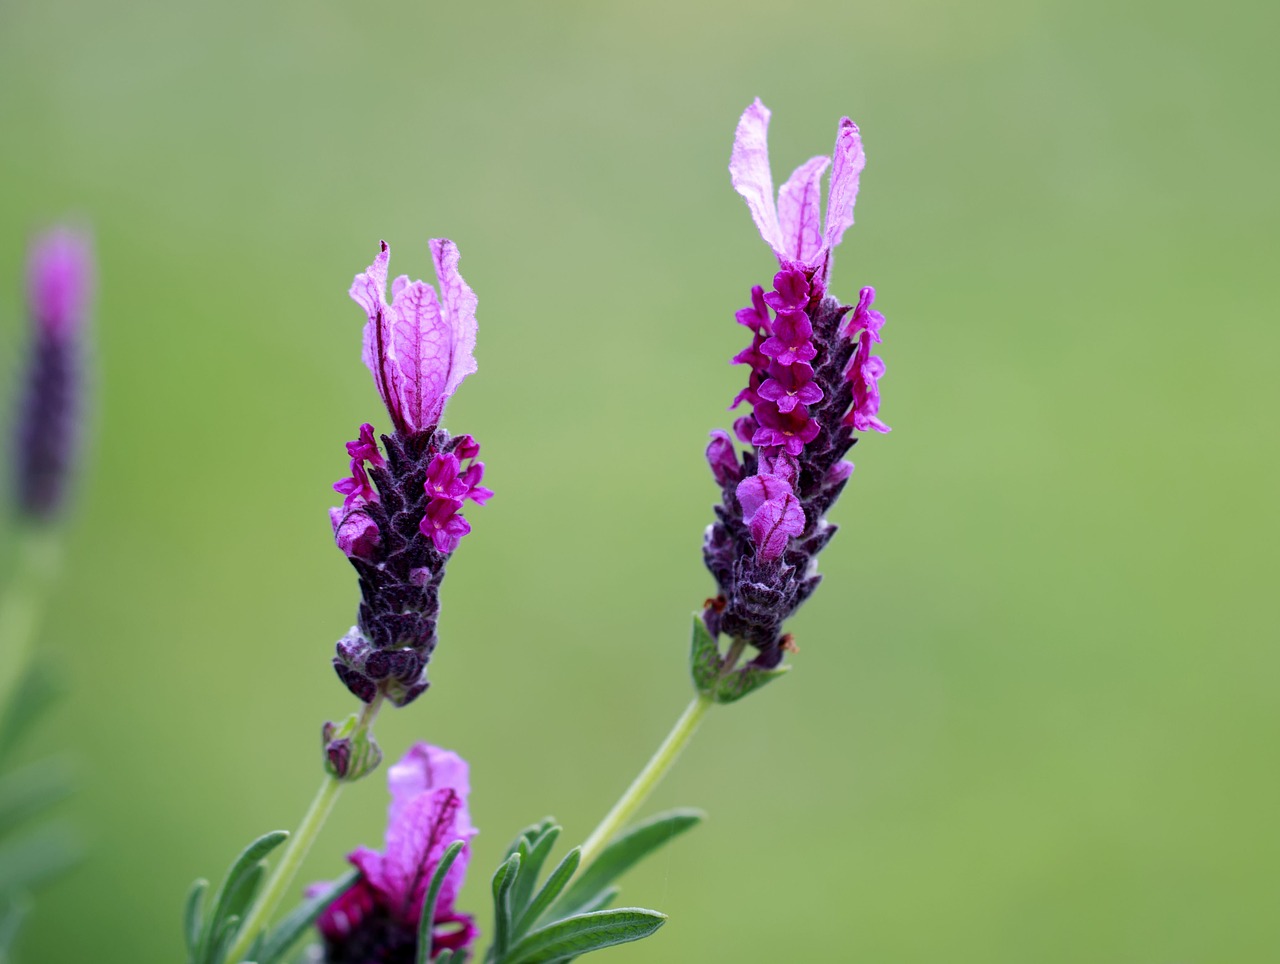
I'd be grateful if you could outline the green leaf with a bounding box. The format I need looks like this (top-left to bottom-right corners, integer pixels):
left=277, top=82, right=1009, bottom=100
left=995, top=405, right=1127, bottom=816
left=184, top=878, right=209, bottom=956
left=713, top=663, right=790, bottom=704
left=0, top=820, right=80, bottom=892
left=220, top=862, right=267, bottom=940
left=502, top=818, right=552, bottom=864
left=511, top=825, right=561, bottom=923
left=503, top=909, right=666, bottom=964
left=0, top=892, right=30, bottom=958
left=515, top=847, right=580, bottom=936
left=0, top=758, right=74, bottom=837
left=257, top=868, right=357, bottom=964
left=552, top=809, right=702, bottom=918
left=209, top=913, right=243, bottom=964
left=199, top=830, right=288, bottom=964
left=490, top=852, right=521, bottom=960
left=0, top=661, right=61, bottom=766
left=689, top=614, right=722, bottom=693
left=416, top=840, right=466, bottom=964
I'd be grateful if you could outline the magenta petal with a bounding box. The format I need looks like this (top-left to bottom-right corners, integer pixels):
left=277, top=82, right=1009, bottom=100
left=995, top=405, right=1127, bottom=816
left=749, top=493, right=806, bottom=560
left=387, top=743, right=472, bottom=827
left=382, top=789, right=471, bottom=924
left=429, top=239, right=479, bottom=403
left=777, top=156, right=830, bottom=265
left=315, top=877, right=378, bottom=941
left=735, top=473, right=794, bottom=523
left=822, top=117, right=866, bottom=256
left=389, top=279, right=451, bottom=431
left=729, top=99, right=785, bottom=257
left=330, top=505, right=380, bottom=559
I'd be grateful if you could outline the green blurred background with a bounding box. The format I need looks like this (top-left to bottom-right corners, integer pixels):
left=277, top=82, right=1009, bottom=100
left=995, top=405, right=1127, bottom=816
left=2, top=0, right=1278, bottom=960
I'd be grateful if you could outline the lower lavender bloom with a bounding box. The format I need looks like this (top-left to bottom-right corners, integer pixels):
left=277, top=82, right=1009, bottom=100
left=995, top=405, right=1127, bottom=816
left=314, top=743, right=478, bottom=963
left=328, top=241, right=489, bottom=707
left=12, top=227, right=93, bottom=520
left=702, top=101, right=891, bottom=669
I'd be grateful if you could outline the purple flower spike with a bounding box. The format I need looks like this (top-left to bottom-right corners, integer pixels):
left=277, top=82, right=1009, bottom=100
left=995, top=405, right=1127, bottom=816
left=329, top=239, right=490, bottom=708
left=702, top=103, right=889, bottom=669
left=315, top=742, right=478, bottom=962
left=12, top=226, right=94, bottom=520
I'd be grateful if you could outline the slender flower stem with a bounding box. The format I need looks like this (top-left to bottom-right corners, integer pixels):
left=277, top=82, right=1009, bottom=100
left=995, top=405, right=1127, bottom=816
left=223, top=693, right=384, bottom=964
left=0, top=525, right=61, bottom=730
left=579, top=691, right=715, bottom=868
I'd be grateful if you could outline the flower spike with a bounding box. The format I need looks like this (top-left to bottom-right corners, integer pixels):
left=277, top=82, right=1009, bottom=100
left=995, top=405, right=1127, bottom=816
left=703, top=101, right=889, bottom=672
left=328, top=239, right=490, bottom=708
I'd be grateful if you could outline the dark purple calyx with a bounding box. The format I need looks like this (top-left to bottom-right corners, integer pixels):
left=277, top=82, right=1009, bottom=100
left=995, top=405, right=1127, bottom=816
left=332, top=429, right=481, bottom=707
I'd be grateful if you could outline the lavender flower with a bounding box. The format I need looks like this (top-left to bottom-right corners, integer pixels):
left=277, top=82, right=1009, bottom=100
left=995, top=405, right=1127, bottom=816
left=11, top=227, right=93, bottom=520
left=329, top=240, right=487, bottom=707
left=314, top=743, right=478, bottom=962
left=702, top=100, right=890, bottom=671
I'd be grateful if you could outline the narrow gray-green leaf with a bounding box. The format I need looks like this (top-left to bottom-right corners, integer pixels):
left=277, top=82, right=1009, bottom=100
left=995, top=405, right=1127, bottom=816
left=516, top=847, right=580, bottom=935
left=416, top=840, right=465, bottom=964
left=201, top=830, right=288, bottom=964
left=220, top=863, right=267, bottom=946
left=257, top=868, right=358, bottom=964
left=490, top=852, right=520, bottom=960
left=183, top=878, right=209, bottom=956
left=0, top=893, right=30, bottom=957
left=504, top=909, right=666, bottom=964
left=511, top=825, right=561, bottom=921
left=0, top=758, right=74, bottom=836
left=553, top=810, right=702, bottom=917
left=688, top=614, right=722, bottom=693
left=0, top=821, right=80, bottom=892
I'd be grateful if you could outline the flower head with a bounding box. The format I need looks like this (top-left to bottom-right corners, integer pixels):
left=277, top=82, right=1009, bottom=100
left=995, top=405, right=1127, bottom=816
left=328, top=240, right=490, bottom=708
left=315, top=743, right=478, bottom=962
left=702, top=101, right=890, bottom=670
left=11, top=226, right=94, bottom=520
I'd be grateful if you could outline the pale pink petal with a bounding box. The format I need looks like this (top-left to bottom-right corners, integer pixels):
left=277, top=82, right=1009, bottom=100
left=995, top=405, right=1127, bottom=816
left=382, top=789, right=474, bottom=924
left=387, top=743, right=471, bottom=827
left=749, top=493, right=806, bottom=561
left=822, top=118, right=866, bottom=255
left=429, top=239, right=479, bottom=402
left=736, top=473, right=794, bottom=523
left=351, top=242, right=403, bottom=422
left=388, top=280, right=450, bottom=430
left=729, top=99, right=785, bottom=256
left=776, top=156, right=830, bottom=265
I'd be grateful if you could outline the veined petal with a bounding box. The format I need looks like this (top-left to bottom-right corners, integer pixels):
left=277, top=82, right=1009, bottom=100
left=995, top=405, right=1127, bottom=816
left=389, top=279, right=450, bottom=431
left=352, top=242, right=391, bottom=373
left=382, top=788, right=474, bottom=924
left=387, top=743, right=472, bottom=827
left=730, top=98, right=785, bottom=256
left=822, top=117, right=866, bottom=255
left=777, top=156, right=830, bottom=265
left=429, top=238, right=479, bottom=403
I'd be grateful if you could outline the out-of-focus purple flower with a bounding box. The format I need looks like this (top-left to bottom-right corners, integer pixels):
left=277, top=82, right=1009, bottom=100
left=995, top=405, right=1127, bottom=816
left=328, top=240, right=490, bottom=708
left=702, top=101, right=889, bottom=669
left=315, top=743, right=478, bottom=963
left=12, top=226, right=94, bottom=520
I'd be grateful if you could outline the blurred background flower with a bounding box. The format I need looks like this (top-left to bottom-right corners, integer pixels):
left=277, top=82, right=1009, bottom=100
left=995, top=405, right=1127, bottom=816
left=0, top=1, right=1275, bottom=962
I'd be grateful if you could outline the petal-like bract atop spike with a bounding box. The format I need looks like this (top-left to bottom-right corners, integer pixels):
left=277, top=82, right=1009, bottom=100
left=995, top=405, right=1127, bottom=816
left=429, top=238, right=479, bottom=404
left=822, top=117, right=866, bottom=256
left=349, top=239, right=479, bottom=435
left=777, top=156, right=831, bottom=265
left=730, top=98, right=785, bottom=257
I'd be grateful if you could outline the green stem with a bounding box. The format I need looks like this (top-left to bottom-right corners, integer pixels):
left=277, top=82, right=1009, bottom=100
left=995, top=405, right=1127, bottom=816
left=578, top=691, right=715, bottom=868
left=222, top=693, right=384, bottom=964
left=0, top=525, right=61, bottom=730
